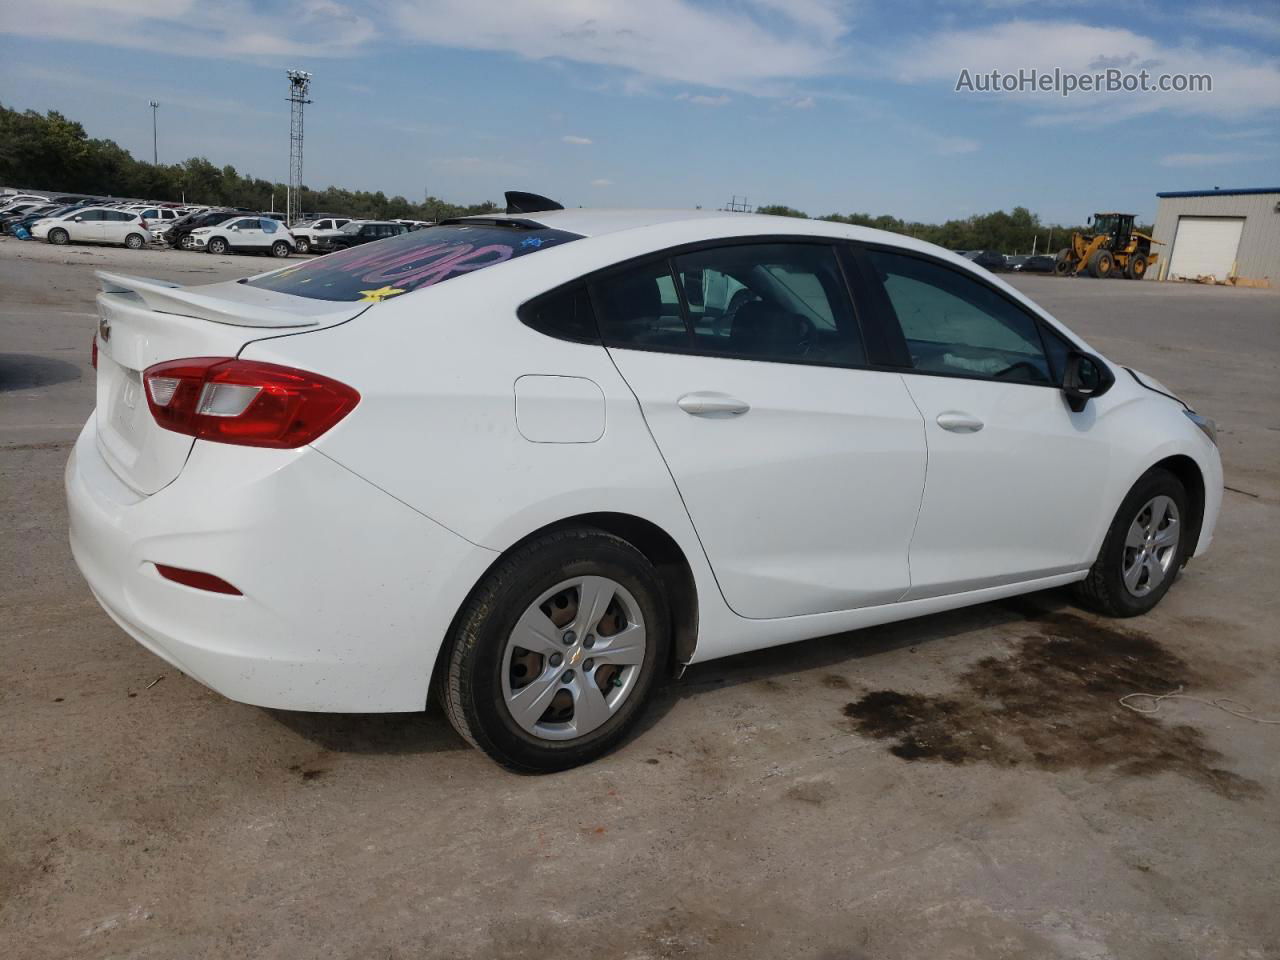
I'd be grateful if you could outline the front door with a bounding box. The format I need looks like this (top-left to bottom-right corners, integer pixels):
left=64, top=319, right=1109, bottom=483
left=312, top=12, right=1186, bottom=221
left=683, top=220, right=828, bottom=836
left=593, top=241, right=928, bottom=620
left=857, top=246, right=1112, bottom=599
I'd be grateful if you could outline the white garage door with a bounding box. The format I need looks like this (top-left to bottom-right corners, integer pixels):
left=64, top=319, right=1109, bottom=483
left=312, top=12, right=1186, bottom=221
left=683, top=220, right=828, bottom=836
left=1167, top=217, right=1245, bottom=282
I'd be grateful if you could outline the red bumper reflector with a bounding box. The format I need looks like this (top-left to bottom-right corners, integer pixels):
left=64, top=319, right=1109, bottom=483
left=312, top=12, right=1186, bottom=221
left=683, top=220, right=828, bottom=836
left=154, top=564, right=242, bottom=595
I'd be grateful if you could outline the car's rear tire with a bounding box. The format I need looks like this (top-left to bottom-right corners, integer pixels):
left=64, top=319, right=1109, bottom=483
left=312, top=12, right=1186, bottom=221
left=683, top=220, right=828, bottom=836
left=440, top=527, right=669, bottom=772
left=124, top=232, right=145, bottom=250
left=1126, top=253, right=1148, bottom=280
left=294, top=236, right=310, bottom=254
left=1074, top=467, right=1190, bottom=617
left=270, top=240, right=291, bottom=258
left=49, top=228, right=69, bottom=245
left=207, top=237, right=228, bottom=255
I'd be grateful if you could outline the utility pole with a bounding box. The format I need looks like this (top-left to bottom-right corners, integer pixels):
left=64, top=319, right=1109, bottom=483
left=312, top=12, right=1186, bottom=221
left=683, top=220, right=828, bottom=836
left=285, top=70, right=313, bottom=227
left=149, top=100, right=159, bottom=165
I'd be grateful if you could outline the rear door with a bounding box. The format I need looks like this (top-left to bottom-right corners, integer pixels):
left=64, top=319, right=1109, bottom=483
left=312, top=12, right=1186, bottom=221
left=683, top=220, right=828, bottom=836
left=230, top=218, right=265, bottom=248
left=854, top=246, right=1111, bottom=599
left=594, top=241, right=927, bottom=619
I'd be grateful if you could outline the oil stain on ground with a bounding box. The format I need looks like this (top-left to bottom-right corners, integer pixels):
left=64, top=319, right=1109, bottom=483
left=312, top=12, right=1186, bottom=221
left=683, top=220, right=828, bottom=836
left=843, top=602, right=1259, bottom=799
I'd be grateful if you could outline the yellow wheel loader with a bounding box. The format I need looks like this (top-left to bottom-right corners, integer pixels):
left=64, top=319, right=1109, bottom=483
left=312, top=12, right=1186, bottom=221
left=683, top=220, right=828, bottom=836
left=1054, top=213, right=1159, bottom=279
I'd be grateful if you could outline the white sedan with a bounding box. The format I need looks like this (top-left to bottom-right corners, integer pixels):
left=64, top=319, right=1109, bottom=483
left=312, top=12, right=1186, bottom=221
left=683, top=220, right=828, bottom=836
left=188, top=216, right=295, bottom=257
left=66, top=204, right=1221, bottom=771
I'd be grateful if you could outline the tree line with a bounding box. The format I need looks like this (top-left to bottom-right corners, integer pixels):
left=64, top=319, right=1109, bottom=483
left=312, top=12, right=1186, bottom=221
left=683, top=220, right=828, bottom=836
left=753, top=204, right=1105, bottom=256
left=0, top=104, right=499, bottom=221
left=3, top=103, right=1128, bottom=250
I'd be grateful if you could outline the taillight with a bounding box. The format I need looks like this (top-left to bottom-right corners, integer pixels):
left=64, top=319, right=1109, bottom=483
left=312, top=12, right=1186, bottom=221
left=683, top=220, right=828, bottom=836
left=142, top=357, right=359, bottom=448
left=155, top=564, right=242, bottom=595
left=91, top=335, right=98, bottom=370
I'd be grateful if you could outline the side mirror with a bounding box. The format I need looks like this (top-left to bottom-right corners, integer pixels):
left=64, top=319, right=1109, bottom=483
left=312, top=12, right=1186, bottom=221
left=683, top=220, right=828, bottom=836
left=228, top=225, right=238, bottom=232
left=74, top=216, right=83, bottom=222
left=1062, top=351, right=1114, bottom=412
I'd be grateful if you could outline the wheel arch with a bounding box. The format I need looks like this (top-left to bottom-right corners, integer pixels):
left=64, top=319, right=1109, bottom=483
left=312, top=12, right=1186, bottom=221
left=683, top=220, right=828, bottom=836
left=1150, top=453, right=1206, bottom=557
left=430, top=511, right=699, bottom=703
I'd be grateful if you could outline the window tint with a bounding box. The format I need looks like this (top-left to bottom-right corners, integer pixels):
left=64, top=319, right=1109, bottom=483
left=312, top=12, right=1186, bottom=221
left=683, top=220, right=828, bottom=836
left=867, top=250, right=1051, bottom=384
left=314, top=220, right=331, bottom=230
left=79, top=210, right=105, bottom=221
left=108, top=211, right=135, bottom=221
left=261, top=219, right=278, bottom=234
left=519, top=284, right=600, bottom=344
left=1039, top=323, right=1074, bottom=385
left=674, top=243, right=863, bottom=365
left=592, top=259, right=690, bottom=351
left=234, top=219, right=260, bottom=230
left=248, top=223, right=582, bottom=302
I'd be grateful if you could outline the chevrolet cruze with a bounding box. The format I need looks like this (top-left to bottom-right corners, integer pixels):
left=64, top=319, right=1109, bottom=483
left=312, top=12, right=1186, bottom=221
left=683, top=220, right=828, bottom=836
left=66, top=201, right=1222, bottom=770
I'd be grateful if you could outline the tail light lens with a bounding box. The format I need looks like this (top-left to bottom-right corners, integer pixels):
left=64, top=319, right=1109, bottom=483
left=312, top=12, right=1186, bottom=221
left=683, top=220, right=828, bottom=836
left=91, top=335, right=98, bottom=370
left=142, top=357, right=359, bottom=448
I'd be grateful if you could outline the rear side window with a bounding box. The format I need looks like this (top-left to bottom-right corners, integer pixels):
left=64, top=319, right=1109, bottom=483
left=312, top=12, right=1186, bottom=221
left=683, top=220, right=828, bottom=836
left=519, top=284, right=599, bottom=344
left=248, top=223, right=582, bottom=302
left=592, top=259, right=689, bottom=351
left=674, top=243, right=863, bottom=365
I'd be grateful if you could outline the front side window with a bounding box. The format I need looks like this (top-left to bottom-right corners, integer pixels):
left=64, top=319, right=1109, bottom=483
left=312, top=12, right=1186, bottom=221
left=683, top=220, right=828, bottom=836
left=866, top=249, right=1051, bottom=384
left=234, top=219, right=260, bottom=230
left=247, top=222, right=582, bottom=302
left=674, top=243, right=863, bottom=365
left=78, top=209, right=105, bottom=221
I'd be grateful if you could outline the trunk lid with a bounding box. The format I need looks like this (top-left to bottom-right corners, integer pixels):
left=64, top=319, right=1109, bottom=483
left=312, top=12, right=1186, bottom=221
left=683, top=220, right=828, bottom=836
left=92, top=271, right=368, bottom=495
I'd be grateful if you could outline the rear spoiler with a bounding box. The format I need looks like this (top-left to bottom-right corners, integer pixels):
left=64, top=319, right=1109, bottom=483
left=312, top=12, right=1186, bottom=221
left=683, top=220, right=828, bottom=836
left=95, top=271, right=356, bottom=329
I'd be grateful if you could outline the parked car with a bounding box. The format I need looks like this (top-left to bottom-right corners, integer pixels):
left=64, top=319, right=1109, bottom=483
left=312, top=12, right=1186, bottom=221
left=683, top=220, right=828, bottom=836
left=68, top=206, right=1222, bottom=771
left=1, top=202, right=60, bottom=234
left=188, top=215, right=295, bottom=256
left=0, top=193, right=51, bottom=212
left=1014, top=254, right=1057, bottom=273
left=31, top=206, right=150, bottom=248
left=315, top=219, right=409, bottom=251
left=962, top=249, right=1009, bottom=272
left=0, top=201, right=48, bottom=229
left=164, top=210, right=239, bottom=249
left=127, top=205, right=184, bottom=229
left=289, top=216, right=353, bottom=253
left=1005, top=255, right=1028, bottom=270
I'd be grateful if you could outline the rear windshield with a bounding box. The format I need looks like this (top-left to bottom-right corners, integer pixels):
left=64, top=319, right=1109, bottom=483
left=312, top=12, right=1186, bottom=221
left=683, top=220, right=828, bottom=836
left=247, top=222, right=582, bottom=302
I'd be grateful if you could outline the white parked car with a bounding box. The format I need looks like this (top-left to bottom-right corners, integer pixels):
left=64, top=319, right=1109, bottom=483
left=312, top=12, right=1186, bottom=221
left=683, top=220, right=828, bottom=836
left=188, top=216, right=295, bottom=257
left=32, top=206, right=150, bottom=248
left=67, top=206, right=1222, bottom=771
left=289, top=216, right=352, bottom=253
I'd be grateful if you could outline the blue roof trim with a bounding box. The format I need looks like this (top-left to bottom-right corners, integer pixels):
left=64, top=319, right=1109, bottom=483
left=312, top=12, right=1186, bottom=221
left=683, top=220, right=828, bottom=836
left=1156, top=187, right=1280, bottom=198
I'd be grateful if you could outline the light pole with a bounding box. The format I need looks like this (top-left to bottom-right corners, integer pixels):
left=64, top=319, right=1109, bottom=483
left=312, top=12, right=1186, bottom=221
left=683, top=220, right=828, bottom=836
left=149, top=100, right=159, bottom=165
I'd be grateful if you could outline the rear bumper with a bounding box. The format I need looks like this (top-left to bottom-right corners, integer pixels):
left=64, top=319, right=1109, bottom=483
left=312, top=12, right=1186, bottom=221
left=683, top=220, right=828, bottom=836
left=66, top=418, right=496, bottom=712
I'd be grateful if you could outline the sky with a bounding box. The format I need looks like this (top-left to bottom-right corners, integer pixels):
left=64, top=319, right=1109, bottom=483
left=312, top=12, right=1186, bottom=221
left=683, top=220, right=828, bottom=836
left=0, top=0, right=1277, bottom=225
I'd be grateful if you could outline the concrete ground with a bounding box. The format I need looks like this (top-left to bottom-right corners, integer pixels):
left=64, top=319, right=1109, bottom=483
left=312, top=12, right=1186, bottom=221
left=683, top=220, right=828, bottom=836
left=2, top=237, right=1277, bottom=960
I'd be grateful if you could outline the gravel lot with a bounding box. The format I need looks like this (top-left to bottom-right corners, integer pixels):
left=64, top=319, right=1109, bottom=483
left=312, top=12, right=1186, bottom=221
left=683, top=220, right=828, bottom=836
left=2, top=237, right=1278, bottom=960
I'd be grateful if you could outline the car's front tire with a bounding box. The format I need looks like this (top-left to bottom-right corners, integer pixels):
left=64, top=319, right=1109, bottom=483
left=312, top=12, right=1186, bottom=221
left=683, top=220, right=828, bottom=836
left=207, top=237, right=228, bottom=255
left=440, top=528, right=669, bottom=772
left=49, top=228, right=69, bottom=245
left=1075, top=467, right=1190, bottom=617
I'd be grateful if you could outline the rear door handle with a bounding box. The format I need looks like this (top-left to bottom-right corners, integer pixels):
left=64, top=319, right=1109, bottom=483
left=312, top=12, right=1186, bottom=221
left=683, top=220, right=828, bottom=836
left=936, top=411, right=984, bottom=433
left=677, top=392, right=750, bottom=417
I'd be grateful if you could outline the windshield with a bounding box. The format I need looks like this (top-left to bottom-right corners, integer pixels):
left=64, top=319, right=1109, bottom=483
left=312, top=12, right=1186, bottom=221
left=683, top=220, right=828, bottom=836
left=247, top=222, right=583, bottom=302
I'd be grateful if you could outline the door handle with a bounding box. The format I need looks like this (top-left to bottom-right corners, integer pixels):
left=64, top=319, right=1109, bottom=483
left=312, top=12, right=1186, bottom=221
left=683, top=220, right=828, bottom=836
left=936, top=411, right=984, bottom=433
left=677, top=392, right=750, bottom=417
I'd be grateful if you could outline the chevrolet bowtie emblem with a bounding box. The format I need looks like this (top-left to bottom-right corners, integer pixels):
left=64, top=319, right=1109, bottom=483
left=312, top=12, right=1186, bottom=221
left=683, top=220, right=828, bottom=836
left=98, top=317, right=111, bottom=342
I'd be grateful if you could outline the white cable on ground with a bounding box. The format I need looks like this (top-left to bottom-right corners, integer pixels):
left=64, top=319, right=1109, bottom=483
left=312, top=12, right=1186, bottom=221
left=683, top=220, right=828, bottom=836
left=1119, top=685, right=1280, bottom=725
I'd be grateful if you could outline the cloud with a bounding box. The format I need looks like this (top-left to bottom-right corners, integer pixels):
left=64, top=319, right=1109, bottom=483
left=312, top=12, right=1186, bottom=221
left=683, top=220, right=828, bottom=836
left=1159, top=152, right=1258, bottom=168
left=590, top=178, right=613, bottom=187
left=0, top=0, right=376, bottom=58
left=894, top=20, right=1280, bottom=123
left=1189, top=6, right=1280, bottom=41
left=387, top=0, right=850, bottom=93
left=561, top=135, right=593, bottom=145
left=788, top=96, right=817, bottom=109
left=676, top=92, right=731, bottom=107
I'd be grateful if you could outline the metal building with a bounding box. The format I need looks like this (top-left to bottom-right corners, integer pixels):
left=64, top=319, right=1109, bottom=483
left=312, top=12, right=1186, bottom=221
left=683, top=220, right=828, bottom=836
left=1149, top=187, right=1280, bottom=284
